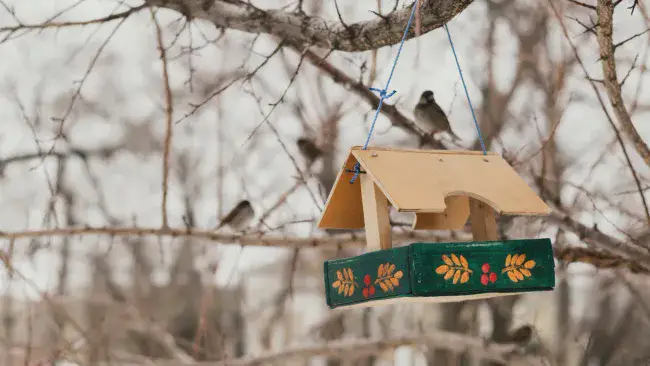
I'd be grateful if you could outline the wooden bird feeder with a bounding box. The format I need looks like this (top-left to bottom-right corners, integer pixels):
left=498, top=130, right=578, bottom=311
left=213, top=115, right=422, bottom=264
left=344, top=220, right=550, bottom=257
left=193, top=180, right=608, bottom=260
left=320, top=146, right=555, bottom=309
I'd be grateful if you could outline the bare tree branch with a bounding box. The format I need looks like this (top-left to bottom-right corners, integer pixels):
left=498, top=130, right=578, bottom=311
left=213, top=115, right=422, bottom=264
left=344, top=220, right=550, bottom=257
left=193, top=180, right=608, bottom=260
left=0, top=227, right=451, bottom=249
left=555, top=246, right=650, bottom=274
left=596, top=0, right=650, bottom=168
left=150, top=8, right=175, bottom=228
left=147, top=0, right=475, bottom=52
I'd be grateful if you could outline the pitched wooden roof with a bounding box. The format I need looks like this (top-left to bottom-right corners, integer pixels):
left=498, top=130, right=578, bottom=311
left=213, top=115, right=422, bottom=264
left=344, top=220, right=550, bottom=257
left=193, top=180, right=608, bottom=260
left=318, top=146, right=551, bottom=230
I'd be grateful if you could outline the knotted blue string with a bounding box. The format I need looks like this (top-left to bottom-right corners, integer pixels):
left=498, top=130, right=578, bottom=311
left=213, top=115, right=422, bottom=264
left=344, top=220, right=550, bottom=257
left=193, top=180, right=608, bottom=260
left=349, top=0, right=419, bottom=184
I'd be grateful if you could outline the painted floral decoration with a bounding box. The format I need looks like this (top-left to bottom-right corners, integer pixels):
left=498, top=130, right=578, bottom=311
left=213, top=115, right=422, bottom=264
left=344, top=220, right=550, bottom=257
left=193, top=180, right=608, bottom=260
left=375, top=262, right=404, bottom=292
left=435, top=254, right=473, bottom=284
left=331, top=268, right=357, bottom=297
left=332, top=263, right=404, bottom=299
left=502, top=254, right=536, bottom=283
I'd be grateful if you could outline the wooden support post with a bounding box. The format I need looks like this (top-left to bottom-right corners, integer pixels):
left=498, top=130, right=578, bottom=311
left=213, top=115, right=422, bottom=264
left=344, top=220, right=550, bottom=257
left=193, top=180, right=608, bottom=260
left=360, top=174, right=392, bottom=251
left=469, top=198, right=498, bottom=241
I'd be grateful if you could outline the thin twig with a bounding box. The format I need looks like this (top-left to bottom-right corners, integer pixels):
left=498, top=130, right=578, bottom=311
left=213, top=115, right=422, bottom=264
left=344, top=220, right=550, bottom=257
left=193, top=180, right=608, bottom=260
left=150, top=8, right=175, bottom=228
left=0, top=4, right=146, bottom=33
left=568, top=0, right=596, bottom=10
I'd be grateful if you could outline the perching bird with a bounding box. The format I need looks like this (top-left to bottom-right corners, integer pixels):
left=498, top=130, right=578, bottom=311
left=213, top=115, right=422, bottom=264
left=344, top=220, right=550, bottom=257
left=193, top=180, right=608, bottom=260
left=215, top=200, right=254, bottom=231
left=413, top=90, right=461, bottom=141
left=297, top=137, right=323, bottom=167
left=503, top=324, right=534, bottom=347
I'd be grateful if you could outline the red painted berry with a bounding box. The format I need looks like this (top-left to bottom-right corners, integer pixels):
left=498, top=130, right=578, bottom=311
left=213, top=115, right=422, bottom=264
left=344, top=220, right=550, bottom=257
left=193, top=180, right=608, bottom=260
left=489, top=272, right=497, bottom=283
left=369, top=286, right=376, bottom=295
left=364, top=274, right=371, bottom=286
left=481, top=274, right=489, bottom=286
left=482, top=263, right=490, bottom=273
left=363, top=287, right=369, bottom=298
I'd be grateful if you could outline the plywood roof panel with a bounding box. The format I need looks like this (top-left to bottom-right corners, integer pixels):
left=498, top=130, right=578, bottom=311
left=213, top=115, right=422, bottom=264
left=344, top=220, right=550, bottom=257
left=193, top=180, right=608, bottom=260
left=318, top=146, right=551, bottom=230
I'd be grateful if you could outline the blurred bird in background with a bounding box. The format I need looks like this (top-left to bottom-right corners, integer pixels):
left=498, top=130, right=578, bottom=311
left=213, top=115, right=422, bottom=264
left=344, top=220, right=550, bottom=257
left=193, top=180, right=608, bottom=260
left=503, top=324, right=535, bottom=347
left=297, top=137, right=323, bottom=168
left=215, top=200, right=254, bottom=231
left=413, top=90, right=461, bottom=142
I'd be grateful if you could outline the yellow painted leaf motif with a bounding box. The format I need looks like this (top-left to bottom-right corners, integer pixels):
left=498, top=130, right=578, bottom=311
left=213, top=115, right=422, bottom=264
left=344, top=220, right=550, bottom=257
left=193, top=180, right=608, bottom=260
left=436, top=253, right=473, bottom=284
left=452, top=270, right=461, bottom=284
left=502, top=254, right=535, bottom=283
left=460, top=255, right=469, bottom=269
left=379, top=281, right=388, bottom=292
left=460, top=272, right=469, bottom=284
left=507, top=271, right=518, bottom=283
left=444, top=269, right=455, bottom=280
left=374, top=262, right=403, bottom=293
left=442, top=255, right=453, bottom=266
left=515, top=254, right=526, bottom=266
left=436, top=265, right=450, bottom=274
left=451, top=254, right=461, bottom=266
left=514, top=269, right=524, bottom=280
left=333, top=268, right=358, bottom=297
left=385, top=279, right=394, bottom=291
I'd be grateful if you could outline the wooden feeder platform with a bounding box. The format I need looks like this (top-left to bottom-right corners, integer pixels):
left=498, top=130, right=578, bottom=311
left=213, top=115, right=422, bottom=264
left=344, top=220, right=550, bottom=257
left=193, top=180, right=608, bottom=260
left=319, top=146, right=555, bottom=309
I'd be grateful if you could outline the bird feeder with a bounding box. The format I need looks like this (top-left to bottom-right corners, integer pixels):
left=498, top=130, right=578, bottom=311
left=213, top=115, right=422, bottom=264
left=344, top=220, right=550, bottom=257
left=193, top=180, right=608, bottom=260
left=320, top=147, right=555, bottom=309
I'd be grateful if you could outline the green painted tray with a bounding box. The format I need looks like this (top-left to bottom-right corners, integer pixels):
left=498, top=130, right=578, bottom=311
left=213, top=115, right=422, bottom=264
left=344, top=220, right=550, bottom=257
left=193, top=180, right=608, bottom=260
left=324, top=239, right=555, bottom=309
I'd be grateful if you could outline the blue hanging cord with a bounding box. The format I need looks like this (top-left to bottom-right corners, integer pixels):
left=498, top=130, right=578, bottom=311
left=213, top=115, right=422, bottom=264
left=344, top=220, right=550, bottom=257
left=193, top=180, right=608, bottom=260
left=348, top=3, right=488, bottom=183
left=348, top=0, right=420, bottom=184
left=443, top=24, right=487, bottom=155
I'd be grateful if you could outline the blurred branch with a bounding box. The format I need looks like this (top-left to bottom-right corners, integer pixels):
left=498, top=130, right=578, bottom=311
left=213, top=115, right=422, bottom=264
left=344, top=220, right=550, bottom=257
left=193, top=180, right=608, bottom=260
left=2, top=223, right=650, bottom=273
left=546, top=202, right=650, bottom=272
left=154, top=333, right=543, bottom=366
left=0, top=227, right=452, bottom=249
left=595, top=0, right=650, bottom=168
left=555, top=246, right=650, bottom=274
left=147, top=0, right=475, bottom=52
left=150, top=8, right=175, bottom=228
left=0, top=144, right=120, bottom=174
